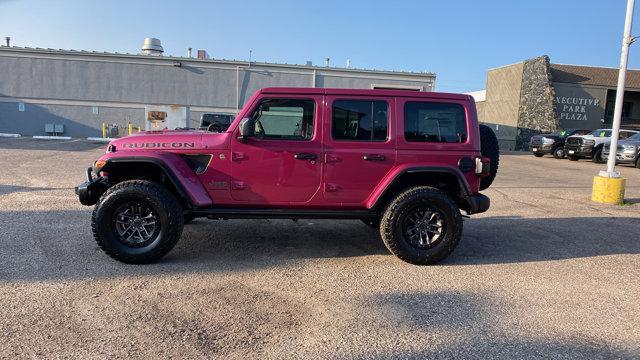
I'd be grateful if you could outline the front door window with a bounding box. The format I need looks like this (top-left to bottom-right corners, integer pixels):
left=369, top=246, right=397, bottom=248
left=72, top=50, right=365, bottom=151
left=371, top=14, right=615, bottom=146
left=231, top=97, right=322, bottom=204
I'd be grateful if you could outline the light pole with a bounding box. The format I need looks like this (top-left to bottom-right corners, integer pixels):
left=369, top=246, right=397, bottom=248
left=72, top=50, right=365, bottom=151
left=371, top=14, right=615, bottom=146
left=592, top=0, right=635, bottom=204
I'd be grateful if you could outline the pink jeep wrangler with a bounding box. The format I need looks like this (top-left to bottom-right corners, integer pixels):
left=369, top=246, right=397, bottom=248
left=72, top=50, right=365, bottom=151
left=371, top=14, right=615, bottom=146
left=76, top=88, right=498, bottom=265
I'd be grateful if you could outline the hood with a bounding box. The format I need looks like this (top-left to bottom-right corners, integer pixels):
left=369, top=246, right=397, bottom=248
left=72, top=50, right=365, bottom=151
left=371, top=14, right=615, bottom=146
left=568, top=134, right=607, bottom=140
left=108, top=129, right=211, bottom=151
left=618, top=138, right=640, bottom=146
left=531, top=133, right=561, bottom=141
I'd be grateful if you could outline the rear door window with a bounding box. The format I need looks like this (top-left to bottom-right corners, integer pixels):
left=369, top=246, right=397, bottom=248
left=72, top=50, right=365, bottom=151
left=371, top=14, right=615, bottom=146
left=332, top=100, right=388, bottom=141
left=404, top=102, right=467, bottom=143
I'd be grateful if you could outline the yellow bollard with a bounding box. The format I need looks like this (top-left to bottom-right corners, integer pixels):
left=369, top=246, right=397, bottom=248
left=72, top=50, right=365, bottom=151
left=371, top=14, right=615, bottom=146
left=128, top=123, right=133, bottom=135
left=101, top=123, right=107, bottom=138
left=591, top=176, right=626, bottom=205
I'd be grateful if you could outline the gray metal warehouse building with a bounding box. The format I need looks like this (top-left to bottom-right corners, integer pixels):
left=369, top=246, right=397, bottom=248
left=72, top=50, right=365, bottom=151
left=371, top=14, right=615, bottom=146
left=0, top=41, right=436, bottom=138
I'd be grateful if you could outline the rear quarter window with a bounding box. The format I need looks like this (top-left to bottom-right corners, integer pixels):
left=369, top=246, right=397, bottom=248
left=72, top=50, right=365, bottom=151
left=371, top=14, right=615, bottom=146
left=404, top=102, right=467, bottom=143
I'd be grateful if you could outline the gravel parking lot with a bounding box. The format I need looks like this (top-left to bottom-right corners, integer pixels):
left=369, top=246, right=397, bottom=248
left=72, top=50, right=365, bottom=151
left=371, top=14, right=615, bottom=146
left=0, top=137, right=639, bottom=359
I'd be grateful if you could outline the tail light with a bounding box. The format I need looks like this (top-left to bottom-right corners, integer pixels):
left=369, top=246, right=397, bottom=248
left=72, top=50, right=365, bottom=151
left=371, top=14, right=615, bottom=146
left=476, top=157, right=491, bottom=177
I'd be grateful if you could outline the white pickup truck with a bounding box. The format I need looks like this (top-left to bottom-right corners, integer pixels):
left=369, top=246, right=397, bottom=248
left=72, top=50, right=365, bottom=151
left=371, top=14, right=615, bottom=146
left=563, top=129, right=638, bottom=163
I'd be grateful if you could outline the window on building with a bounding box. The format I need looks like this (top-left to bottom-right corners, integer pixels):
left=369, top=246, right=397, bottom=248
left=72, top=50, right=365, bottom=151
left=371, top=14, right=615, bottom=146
left=251, top=99, right=315, bottom=140
left=623, top=102, right=633, bottom=118
left=332, top=100, right=388, bottom=141
left=605, top=100, right=633, bottom=120
left=404, top=102, right=467, bottom=143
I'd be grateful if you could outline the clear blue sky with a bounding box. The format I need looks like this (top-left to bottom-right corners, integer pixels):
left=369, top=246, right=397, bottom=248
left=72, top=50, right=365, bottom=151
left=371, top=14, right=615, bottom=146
left=2, top=0, right=640, bottom=92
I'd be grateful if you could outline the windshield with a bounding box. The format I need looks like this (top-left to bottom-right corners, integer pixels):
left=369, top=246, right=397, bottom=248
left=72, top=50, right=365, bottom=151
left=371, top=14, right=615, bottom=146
left=551, top=130, right=568, bottom=136
left=628, top=133, right=640, bottom=141
left=591, top=130, right=612, bottom=137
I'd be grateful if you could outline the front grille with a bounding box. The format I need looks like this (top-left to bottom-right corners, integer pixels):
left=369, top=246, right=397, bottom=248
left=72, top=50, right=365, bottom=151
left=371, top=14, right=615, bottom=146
left=566, top=137, right=582, bottom=145
left=530, top=137, right=542, bottom=145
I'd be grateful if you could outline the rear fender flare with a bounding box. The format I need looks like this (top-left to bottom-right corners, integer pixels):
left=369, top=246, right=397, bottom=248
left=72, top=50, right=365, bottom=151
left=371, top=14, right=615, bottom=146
left=366, top=165, right=471, bottom=210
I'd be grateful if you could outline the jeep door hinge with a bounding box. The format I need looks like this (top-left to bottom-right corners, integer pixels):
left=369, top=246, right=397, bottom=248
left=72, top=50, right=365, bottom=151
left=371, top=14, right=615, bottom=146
left=231, top=152, right=246, bottom=161
left=231, top=181, right=247, bottom=190
left=324, top=183, right=339, bottom=192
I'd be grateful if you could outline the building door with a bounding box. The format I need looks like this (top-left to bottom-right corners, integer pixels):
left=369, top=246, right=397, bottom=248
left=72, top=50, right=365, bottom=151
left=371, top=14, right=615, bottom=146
left=230, top=97, right=323, bottom=204
left=322, top=96, right=396, bottom=204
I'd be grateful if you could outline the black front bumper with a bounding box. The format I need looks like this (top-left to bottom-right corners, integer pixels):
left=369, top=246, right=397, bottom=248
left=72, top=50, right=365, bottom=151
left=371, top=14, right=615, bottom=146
left=529, top=144, right=553, bottom=154
left=75, top=167, right=108, bottom=206
left=564, top=144, right=594, bottom=157
left=462, top=193, right=490, bottom=215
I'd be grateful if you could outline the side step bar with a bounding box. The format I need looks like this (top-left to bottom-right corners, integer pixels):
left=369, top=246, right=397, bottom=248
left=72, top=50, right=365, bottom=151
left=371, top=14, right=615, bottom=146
left=189, top=208, right=375, bottom=220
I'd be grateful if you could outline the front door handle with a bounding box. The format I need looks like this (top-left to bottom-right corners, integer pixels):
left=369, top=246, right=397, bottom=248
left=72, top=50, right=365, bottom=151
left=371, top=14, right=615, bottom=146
left=294, top=152, right=317, bottom=160
left=363, top=154, right=385, bottom=161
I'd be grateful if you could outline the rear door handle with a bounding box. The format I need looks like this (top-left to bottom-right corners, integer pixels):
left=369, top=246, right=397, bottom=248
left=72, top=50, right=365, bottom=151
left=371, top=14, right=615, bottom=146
left=363, top=154, right=385, bottom=161
left=294, top=152, right=317, bottom=160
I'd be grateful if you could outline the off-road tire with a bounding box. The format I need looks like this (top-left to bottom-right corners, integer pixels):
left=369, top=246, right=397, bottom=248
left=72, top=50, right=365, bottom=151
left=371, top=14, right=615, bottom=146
left=568, top=155, right=579, bottom=161
left=479, top=124, right=499, bottom=191
left=552, top=145, right=566, bottom=159
left=533, top=153, right=544, bottom=157
left=380, top=186, right=463, bottom=265
left=92, top=180, right=184, bottom=264
left=592, top=147, right=604, bottom=163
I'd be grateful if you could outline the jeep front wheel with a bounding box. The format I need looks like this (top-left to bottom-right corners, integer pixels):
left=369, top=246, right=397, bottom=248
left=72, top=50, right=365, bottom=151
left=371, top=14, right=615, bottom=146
left=92, top=180, right=184, bottom=264
left=380, top=187, right=462, bottom=265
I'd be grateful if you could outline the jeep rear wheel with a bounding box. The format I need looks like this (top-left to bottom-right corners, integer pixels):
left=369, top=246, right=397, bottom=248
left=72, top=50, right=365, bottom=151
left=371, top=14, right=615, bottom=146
left=92, top=180, right=184, bottom=264
left=380, top=187, right=462, bottom=265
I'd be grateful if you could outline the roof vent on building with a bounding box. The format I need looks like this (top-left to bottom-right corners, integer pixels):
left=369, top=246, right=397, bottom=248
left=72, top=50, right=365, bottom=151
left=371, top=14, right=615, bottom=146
left=197, top=50, right=209, bottom=59
left=140, top=38, right=164, bottom=56
left=306, top=61, right=313, bottom=66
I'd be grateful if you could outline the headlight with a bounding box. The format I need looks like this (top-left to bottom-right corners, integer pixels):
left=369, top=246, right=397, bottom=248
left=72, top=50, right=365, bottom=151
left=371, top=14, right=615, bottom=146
left=622, top=144, right=636, bottom=150
left=583, top=139, right=595, bottom=146
left=93, top=160, right=107, bottom=170
left=541, top=137, right=554, bottom=145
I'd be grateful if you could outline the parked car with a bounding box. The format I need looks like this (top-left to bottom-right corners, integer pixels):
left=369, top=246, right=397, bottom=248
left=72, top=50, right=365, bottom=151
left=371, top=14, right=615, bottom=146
left=603, top=132, right=640, bottom=168
left=76, top=87, right=499, bottom=265
left=200, top=113, right=234, bottom=132
left=529, top=129, right=591, bottom=159
left=564, top=129, right=639, bottom=163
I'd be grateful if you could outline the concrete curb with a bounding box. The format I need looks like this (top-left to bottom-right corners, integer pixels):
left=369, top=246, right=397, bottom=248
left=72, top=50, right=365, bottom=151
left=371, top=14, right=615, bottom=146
left=86, top=137, right=115, bottom=142
left=0, top=133, right=21, bottom=138
left=32, top=135, right=73, bottom=140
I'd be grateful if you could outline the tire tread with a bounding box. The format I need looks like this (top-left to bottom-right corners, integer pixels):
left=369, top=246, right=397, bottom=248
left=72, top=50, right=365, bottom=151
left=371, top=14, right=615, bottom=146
left=91, top=180, right=184, bottom=264
left=380, top=186, right=462, bottom=265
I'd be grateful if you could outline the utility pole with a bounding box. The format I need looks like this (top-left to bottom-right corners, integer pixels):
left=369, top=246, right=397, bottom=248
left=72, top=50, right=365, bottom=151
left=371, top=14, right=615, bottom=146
left=592, top=0, right=635, bottom=204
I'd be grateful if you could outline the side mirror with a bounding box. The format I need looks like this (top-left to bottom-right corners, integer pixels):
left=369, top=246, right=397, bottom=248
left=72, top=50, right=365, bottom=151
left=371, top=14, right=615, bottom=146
left=238, top=117, right=255, bottom=142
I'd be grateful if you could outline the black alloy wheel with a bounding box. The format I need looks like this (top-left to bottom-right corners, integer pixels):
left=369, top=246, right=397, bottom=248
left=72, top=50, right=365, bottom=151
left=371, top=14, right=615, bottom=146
left=113, top=202, right=160, bottom=248
left=401, top=206, right=445, bottom=249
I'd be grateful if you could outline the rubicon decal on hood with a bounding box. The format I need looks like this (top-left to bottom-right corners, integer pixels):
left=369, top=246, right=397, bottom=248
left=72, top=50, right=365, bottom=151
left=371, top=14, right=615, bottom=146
left=122, top=142, right=196, bottom=149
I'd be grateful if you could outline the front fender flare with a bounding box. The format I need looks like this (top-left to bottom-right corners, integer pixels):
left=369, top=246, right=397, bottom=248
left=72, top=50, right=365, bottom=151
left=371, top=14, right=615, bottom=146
left=100, top=152, right=213, bottom=208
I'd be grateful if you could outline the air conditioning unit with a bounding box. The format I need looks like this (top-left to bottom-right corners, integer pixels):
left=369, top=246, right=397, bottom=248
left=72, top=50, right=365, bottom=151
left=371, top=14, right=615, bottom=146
left=45, top=123, right=65, bottom=135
